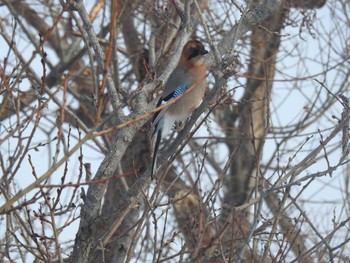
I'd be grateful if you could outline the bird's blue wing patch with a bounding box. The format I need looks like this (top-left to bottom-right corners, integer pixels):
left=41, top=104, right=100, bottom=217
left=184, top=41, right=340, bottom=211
left=172, top=81, right=188, bottom=98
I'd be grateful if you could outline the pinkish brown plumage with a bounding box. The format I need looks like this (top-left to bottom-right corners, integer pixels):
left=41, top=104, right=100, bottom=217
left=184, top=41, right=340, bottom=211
left=150, top=40, right=208, bottom=178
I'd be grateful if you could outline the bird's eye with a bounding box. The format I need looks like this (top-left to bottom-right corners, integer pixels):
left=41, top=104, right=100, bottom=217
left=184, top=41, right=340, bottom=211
left=188, top=47, right=199, bottom=60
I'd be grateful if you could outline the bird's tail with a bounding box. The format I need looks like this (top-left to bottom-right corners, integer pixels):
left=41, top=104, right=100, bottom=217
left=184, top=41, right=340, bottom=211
left=151, top=128, right=162, bottom=179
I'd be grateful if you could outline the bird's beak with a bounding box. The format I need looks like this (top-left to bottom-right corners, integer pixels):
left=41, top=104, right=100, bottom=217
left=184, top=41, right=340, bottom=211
left=201, top=49, right=209, bottom=55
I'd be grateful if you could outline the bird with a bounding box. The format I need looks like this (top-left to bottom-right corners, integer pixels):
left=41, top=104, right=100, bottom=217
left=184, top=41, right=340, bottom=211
left=150, top=40, right=208, bottom=178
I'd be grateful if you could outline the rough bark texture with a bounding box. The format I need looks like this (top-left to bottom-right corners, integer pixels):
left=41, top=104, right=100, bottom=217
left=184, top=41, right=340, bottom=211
left=214, top=0, right=326, bottom=260
left=4, top=0, right=347, bottom=262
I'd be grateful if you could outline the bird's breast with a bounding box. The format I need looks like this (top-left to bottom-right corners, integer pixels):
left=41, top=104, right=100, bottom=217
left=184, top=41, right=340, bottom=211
left=167, top=78, right=206, bottom=119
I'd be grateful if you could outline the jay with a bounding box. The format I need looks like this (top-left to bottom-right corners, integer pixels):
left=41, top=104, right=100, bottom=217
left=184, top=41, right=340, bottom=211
left=150, top=40, right=208, bottom=178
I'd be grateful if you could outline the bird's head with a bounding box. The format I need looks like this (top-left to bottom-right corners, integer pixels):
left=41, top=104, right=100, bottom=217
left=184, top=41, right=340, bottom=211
left=181, top=40, right=208, bottom=66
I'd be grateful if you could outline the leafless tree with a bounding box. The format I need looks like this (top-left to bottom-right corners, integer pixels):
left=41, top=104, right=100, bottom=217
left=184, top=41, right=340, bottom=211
left=1, top=0, right=349, bottom=262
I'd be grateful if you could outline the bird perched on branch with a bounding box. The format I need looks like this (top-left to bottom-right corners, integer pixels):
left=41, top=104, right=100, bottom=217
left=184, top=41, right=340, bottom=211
left=150, top=40, right=208, bottom=178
